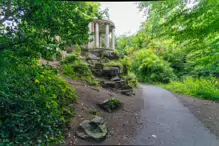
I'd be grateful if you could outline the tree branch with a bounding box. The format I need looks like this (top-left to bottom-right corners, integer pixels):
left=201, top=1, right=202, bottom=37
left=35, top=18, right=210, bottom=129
left=0, top=0, right=12, bottom=24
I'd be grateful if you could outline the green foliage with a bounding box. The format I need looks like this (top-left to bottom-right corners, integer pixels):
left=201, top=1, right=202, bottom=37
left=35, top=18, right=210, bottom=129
left=120, top=57, right=132, bottom=75
left=137, top=0, right=219, bottom=78
left=0, top=50, right=77, bottom=145
left=122, top=72, right=139, bottom=88
left=109, top=99, right=121, bottom=107
left=104, top=61, right=123, bottom=68
left=116, top=35, right=136, bottom=56
left=0, top=1, right=102, bottom=144
left=62, top=57, right=98, bottom=86
left=161, top=77, right=219, bottom=100
left=0, top=1, right=101, bottom=57
left=116, top=0, right=218, bottom=100
left=61, top=55, right=79, bottom=64
left=75, top=44, right=82, bottom=57
left=132, top=49, right=177, bottom=83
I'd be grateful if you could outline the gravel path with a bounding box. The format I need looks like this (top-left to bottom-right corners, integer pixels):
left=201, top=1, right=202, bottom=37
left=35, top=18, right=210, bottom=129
left=133, top=84, right=219, bottom=146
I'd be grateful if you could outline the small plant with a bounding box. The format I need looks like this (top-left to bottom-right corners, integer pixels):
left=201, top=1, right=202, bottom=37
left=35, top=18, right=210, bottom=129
left=109, top=99, right=121, bottom=107
left=98, top=98, right=121, bottom=113
left=89, top=110, right=101, bottom=117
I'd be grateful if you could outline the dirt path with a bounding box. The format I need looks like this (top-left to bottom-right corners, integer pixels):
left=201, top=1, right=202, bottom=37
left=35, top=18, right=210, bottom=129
left=65, top=81, right=219, bottom=145
left=133, top=84, right=219, bottom=146
left=65, top=79, right=144, bottom=145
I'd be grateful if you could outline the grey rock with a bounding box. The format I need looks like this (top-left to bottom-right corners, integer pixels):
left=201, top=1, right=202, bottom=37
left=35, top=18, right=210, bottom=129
left=75, top=116, right=108, bottom=141
left=97, top=98, right=122, bottom=112
left=90, top=50, right=103, bottom=57
left=111, top=75, right=121, bottom=81
left=102, top=80, right=127, bottom=90
left=111, top=65, right=123, bottom=74
left=91, top=68, right=103, bottom=77
left=95, top=63, right=104, bottom=70
left=114, top=80, right=126, bottom=89
left=102, top=67, right=119, bottom=79
left=102, top=57, right=111, bottom=63
left=102, top=81, right=115, bottom=88
left=87, top=53, right=100, bottom=60
left=103, top=51, right=119, bottom=60
left=120, top=89, right=135, bottom=96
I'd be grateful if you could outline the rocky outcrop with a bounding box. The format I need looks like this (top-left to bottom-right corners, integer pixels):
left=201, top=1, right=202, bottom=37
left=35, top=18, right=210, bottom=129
left=102, top=51, right=119, bottom=60
left=86, top=49, right=119, bottom=62
left=87, top=53, right=100, bottom=60
left=75, top=116, right=108, bottom=141
left=102, top=67, right=120, bottom=79
left=84, top=49, right=135, bottom=96
left=100, top=79, right=135, bottom=96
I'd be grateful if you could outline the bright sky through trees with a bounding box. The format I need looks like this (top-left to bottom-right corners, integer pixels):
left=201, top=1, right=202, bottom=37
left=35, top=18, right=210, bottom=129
left=100, top=2, right=146, bottom=37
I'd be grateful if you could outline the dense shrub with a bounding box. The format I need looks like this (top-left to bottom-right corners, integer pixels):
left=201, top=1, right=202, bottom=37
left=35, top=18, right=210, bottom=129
left=0, top=51, right=77, bottom=145
left=161, top=77, right=219, bottom=100
left=132, top=50, right=177, bottom=83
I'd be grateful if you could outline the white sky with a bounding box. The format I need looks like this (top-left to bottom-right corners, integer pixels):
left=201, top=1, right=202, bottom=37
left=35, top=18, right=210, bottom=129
left=100, top=2, right=146, bottom=37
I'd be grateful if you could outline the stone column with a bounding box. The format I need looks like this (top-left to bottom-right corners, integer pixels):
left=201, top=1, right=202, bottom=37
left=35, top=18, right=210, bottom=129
left=99, top=33, right=102, bottom=48
left=95, top=22, right=99, bottom=48
left=105, top=24, right=109, bottom=48
left=112, top=27, right=115, bottom=50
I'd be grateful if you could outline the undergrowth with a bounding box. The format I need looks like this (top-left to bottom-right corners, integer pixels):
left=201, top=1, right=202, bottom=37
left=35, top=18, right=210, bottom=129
left=61, top=56, right=98, bottom=86
left=132, top=49, right=177, bottom=83
left=160, top=77, right=219, bottom=100
left=0, top=50, right=77, bottom=145
left=122, top=72, right=139, bottom=88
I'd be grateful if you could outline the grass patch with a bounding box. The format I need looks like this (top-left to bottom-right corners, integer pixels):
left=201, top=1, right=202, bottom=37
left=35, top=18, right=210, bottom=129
left=103, top=61, right=123, bottom=68
left=160, top=76, right=219, bottom=100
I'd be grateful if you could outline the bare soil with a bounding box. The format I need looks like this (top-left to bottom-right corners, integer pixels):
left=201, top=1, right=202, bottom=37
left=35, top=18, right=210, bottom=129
left=64, top=78, right=144, bottom=145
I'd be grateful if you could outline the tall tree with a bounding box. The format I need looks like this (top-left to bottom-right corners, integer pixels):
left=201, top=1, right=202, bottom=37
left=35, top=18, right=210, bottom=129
left=0, top=0, right=101, bottom=52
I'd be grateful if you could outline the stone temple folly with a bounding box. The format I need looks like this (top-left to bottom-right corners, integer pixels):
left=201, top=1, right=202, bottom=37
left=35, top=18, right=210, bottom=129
left=87, top=19, right=115, bottom=50
left=83, top=19, right=135, bottom=96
